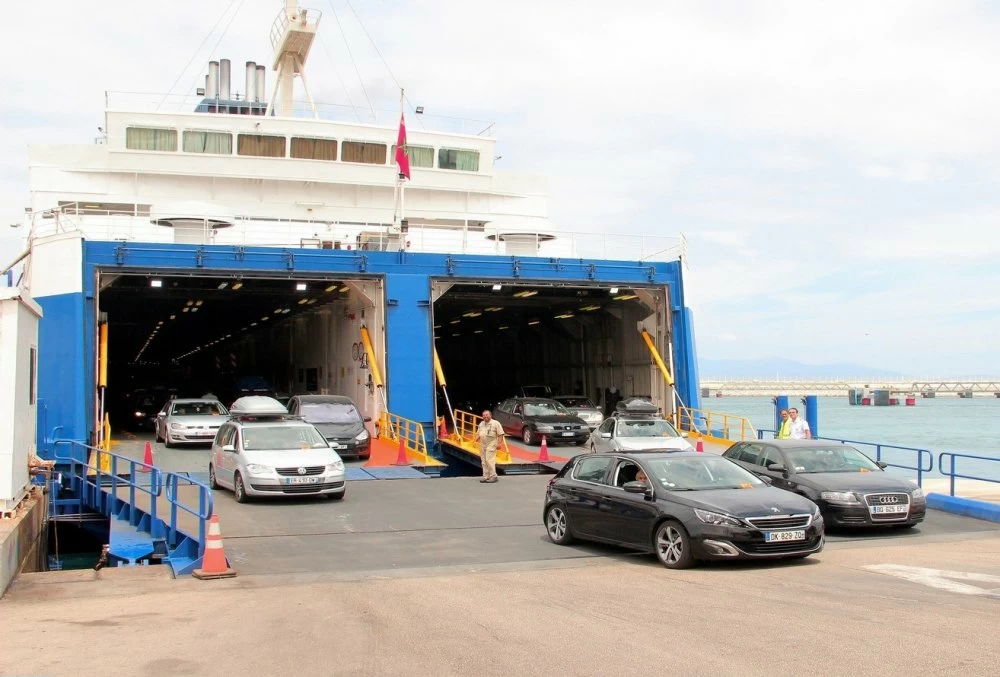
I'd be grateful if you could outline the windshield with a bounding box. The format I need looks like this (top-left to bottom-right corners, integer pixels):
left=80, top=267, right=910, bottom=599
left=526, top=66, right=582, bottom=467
left=171, top=401, right=227, bottom=416
left=557, top=397, right=595, bottom=409
left=524, top=401, right=569, bottom=417
left=242, top=425, right=329, bottom=451
left=300, top=402, right=361, bottom=424
left=618, top=419, right=680, bottom=438
left=784, top=446, right=881, bottom=473
left=646, top=456, right=764, bottom=491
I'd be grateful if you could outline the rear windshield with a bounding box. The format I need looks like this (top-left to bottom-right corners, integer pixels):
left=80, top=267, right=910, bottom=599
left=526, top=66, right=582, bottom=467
left=242, top=425, right=329, bottom=451
left=300, top=402, right=361, bottom=424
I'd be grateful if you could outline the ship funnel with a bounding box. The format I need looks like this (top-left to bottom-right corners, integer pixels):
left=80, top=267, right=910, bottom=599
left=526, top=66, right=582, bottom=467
left=245, top=61, right=257, bottom=104
left=255, top=65, right=266, bottom=103
left=220, top=58, right=231, bottom=100
left=207, top=60, right=220, bottom=99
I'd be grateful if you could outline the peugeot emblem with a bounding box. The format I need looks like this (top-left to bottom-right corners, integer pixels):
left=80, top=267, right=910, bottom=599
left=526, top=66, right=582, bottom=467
left=297, top=467, right=307, bottom=475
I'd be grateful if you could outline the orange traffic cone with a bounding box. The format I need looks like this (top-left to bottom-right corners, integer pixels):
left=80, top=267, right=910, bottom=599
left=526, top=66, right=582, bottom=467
left=139, top=442, right=153, bottom=472
left=538, top=435, right=551, bottom=463
left=192, top=513, right=237, bottom=580
left=696, top=435, right=705, bottom=453
left=393, top=435, right=410, bottom=466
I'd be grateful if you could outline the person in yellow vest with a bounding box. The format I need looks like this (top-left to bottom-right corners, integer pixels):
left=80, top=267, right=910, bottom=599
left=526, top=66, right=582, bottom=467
left=776, top=409, right=791, bottom=439
left=478, top=409, right=505, bottom=483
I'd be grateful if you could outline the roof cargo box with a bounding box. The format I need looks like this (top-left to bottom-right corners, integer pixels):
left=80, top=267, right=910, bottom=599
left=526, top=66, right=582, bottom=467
left=615, top=397, right=658, bottom=415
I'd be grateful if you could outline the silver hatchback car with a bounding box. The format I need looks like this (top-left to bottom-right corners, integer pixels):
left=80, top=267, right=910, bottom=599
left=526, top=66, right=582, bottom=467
left=156, top=398, right=229, bottom=446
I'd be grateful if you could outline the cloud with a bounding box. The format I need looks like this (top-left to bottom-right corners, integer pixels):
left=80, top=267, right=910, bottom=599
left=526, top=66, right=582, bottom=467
left=2, top=0, right=999, bottom=375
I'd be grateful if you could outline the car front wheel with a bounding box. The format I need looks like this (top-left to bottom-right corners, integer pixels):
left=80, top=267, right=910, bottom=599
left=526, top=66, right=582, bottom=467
left=654, top=521, right=695, bottom=569
left=208, top=464, right=218, bottom=490
left=522, top=427, right=534, bottom=445
left=234, top=472, right=249, bottom=504
left=545, top=505, right=575, bottom=545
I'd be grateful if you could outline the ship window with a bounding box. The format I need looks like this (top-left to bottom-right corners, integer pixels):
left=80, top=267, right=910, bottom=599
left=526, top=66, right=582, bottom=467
left=125, top=127, right=177, bottom=152
left=290, top=137, right=338, bottom=161
left=183, top=131, right=233, bottom=155
left=391, top=144, right=434, bottom=168
left=438, top=148, right=480, bottom=171
left=237, top=133, right=286, bottom=158
left=341, top=141, right=387, bottom=164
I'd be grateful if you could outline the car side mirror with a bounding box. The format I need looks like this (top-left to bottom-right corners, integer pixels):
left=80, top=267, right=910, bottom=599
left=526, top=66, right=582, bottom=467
left=600, top=432, right=612, bottom=439
left=364, top=416, right=372, bottom=422
left=623, top=481, right=650, bottom=495
left=768, top=464, right=787, bottom=474
left=222, top=444, right=236, bottom=453
left=876, top=461, right=888, bottom=469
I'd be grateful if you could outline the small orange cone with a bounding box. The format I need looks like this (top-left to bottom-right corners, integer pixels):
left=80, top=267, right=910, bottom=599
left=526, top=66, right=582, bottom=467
left=393, top=435, right=410, bottom=466
left=696, top=435, right=704, bottom=453
left=139, top=442, right=153, bottom=472
left=538, top=435, right=551, bottom=463
left=192, top=513, right=237, bottom=580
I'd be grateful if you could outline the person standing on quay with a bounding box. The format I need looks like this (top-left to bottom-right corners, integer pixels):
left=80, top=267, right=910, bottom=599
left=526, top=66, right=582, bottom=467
left=478, top=409, right=505, bottom=483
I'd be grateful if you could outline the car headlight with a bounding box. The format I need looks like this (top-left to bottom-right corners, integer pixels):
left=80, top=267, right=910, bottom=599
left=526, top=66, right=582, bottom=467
left=355, top=430, right=369, bottom=442
left=326, top=460, right=345, bottom=473
left=536, top=425, right=554, bottom=432
left=170, top=422, right=184, bottom=430
left=820, top=491, right=860, bottom=505
left=694, top=509, right=743, bottom=527
left=911, top=487, right=925, bottom=500
left=245, top=463, right=271, bottom=475
left=134, top=411, right=144, bottom=417
left=812, top=503, right=822, bottom=517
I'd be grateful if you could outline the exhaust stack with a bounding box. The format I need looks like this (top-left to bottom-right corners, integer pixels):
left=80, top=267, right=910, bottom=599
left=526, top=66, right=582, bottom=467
left=245, top=61, right=257, bottom=103
left=255, top=65, right=266, bottom=103
left=220, top=58, right=231, bottom=100
left=207, top=60, right=220, bottom=98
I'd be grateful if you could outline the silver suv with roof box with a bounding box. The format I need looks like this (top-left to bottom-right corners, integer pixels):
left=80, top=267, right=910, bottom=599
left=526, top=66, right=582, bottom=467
left=208, top=396, right=347, bottom=503
left=588, top=397, right=694, bottom=453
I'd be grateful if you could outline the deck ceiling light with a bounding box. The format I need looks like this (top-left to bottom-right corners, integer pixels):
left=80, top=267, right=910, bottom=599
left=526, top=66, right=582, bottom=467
left=498, top=325, right=509, bottom=330
left=555, top=313, right=574, bottom=319
left=513, top=290, right=538, bottom=298
left=182, top=307, right=190, bottom=313
left=281, top=308, right=291, bottom=314
left=298, top=298, right=309, bottom=305
left=325, top=284, right=337, bottom=292
left=195, top=300, right=204, bottom=306
left=261, top=316, right=269, bottom=321
left=306, top=299, right=317, bottom=305
left=191, top=307, right=199, bottom=313
left=609, top=287, right=619, bottom=295
left=614, top=294, right=638, bottom=301
left=150, top=279, right=163, bottom=288
left=296, top=282, right=308, bottom=291
left=217, top=282, right=228, bottom=290
left=433, top=324, right=442, bottom=329
left=474, top=330, right=484, bottom=334
left=492, top=283, right=502, bottom=291
left=251, top=322, right=258, bottom=327
left=580, top=305, right=601, bottom=311
left=452, top=332, right=460, bottom=337
left=449, top=319, right=461, bottom=324
left=528, top=320, right=540, bottom=326
left=484, top=306, right=503, bottom=312
left=462, top=311, right=482, bottom=318
left=169, top=314, right=176, bottom=320
left=186, top=300, right=194, bottom=306
left=231, top=282, right=243, bottom=290
left=339, top=285, right=350, bottom=292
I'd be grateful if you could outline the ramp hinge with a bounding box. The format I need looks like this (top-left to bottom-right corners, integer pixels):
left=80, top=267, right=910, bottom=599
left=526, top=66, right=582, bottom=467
left=356, top=254, right=369, bottom=272
left=646, top=265, right=655, bottom=281
left=511, top=258, right=521, bottom=277
left=195, top=247, right=205, bottom=267
left=233, top=246, right=246, bottom=261
left=586, top=264, right=597, bottom=280
left=114, top=243, right=128, bottom=265
left=445, top=255, right=456, bottom=275
left=283, top=251, right=295, bottom=270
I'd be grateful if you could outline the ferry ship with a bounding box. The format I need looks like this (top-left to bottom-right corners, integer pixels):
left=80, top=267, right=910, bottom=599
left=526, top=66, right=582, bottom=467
left=10, top=1, right=701, bottom=466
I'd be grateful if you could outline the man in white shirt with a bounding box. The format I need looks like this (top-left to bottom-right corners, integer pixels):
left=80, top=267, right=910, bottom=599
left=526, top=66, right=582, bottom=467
left=788, top=408, right=811, bottom=439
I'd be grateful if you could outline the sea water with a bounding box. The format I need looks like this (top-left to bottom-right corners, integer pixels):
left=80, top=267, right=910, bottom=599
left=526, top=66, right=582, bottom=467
left=704, top=395, right=1000, bottom=480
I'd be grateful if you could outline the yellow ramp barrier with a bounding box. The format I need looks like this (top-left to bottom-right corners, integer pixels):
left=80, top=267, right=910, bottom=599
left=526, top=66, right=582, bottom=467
left=675, top=406, right=757, bottom=445
left=377, top=410, right=443, bottom=467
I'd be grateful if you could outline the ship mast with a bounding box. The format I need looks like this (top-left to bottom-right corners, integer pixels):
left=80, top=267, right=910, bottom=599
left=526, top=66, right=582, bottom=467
left=266, top=0, right=320, bottom=118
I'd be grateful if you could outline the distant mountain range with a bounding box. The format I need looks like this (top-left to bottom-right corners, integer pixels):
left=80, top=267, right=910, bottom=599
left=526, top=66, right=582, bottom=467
left=699, top=358, right=908, bottom=380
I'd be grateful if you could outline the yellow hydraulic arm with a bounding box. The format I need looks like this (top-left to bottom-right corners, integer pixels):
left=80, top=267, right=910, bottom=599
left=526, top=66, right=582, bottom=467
left=640, top=329, right=674, bottom=386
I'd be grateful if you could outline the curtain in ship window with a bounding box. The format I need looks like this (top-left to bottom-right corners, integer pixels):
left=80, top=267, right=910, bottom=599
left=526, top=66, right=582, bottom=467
left=126, top=127, right=177, bottom=151
left=290, top=137, right=338, bottom=161
left=237, top=134, right=286, bottom=158
left=183, top=131, right=233, bottom=154
left=341, top=141, right=387, bottom=164
left=438, top=148, right=480, bottom=172
left=392, top=144, right=434, bottom=168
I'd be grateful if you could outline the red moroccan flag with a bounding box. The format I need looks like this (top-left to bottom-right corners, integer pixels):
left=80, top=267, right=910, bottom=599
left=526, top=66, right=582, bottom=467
left=395, top=113, right=411, bottom=180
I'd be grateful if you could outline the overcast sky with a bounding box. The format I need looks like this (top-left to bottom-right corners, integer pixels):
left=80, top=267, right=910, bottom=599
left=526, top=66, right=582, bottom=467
left=3, top=0, right=998, bottom=376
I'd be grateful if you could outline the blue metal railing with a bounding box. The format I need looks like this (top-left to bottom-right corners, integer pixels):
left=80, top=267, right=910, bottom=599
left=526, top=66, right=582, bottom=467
left=51, top=439, right=214, bottom=564
left=164, top=472, right=213, bottom=559
left=938, top=452, right=1000, bottom=497
left=756, top=429, right=934, bottom=486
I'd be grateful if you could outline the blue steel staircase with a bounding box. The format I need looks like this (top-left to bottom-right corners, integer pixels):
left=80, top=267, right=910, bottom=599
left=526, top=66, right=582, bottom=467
left=48, top=441, right=213, bottom=576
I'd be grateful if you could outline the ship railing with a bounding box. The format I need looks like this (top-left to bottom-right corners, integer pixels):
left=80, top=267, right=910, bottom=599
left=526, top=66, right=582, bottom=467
left=755, top=430, right=934, bottom=486
left=675, top=406, right=757, bottom=442
left=29, top=207, right=686, bottom=264
left=105, top=91, right=497, bottom=137
left=270, top=7, right=322, bottom=51
left=938, top=452, right=1000, bottom=497
left=377, top=410, right=434, bottom=466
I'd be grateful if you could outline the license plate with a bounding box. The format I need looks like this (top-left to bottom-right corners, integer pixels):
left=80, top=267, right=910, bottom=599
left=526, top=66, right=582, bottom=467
left=765, top=530, right=806, bottom=542
left=284, top=476, right=320, bottom=485
left=561, top=432, right=575, bottom=437
left=331, top=442, right=347, bottom=449
left=871, top=504, right=908, bottom=514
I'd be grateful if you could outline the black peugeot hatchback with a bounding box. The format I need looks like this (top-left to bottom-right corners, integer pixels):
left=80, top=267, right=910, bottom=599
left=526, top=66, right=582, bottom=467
left=543, top=451, right=824, bottom=569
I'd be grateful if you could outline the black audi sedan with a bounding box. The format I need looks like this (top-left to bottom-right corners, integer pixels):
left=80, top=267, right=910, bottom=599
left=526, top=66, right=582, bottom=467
left=543, top=452, right=824, bottom=569
left=493, top=397, right=590, bottom=446
left=721, top=440, right=926, bottom=528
